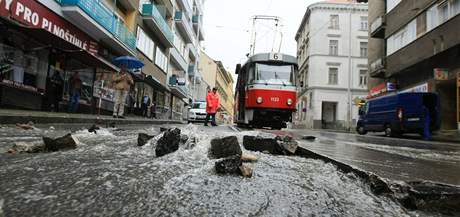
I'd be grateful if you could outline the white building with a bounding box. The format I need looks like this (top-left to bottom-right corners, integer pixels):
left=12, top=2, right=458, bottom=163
left=295, top=0, right=368, bottom=130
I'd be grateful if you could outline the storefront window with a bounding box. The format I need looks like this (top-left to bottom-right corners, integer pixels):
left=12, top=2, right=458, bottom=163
left=0, top=43, right=49, bottom=93
left=63, top=59, right=94, bottom=105
left=93, top=68, right=116, bottom=102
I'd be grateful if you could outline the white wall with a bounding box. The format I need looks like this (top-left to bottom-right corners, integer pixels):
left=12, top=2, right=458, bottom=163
left=295, top=2, right=368, bottom=128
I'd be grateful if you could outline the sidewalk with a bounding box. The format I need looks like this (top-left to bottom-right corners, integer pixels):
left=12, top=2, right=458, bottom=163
left=0, top=109, right=184, bottom=125
left=291, top=126, right=460, bottom=144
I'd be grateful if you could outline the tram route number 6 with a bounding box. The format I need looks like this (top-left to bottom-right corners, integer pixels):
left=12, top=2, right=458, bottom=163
left=269, top=53, right=282, bottom=61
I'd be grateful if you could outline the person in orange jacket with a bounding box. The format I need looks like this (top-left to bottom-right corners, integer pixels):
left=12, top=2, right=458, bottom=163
left=204, top=87, right=220, bottom=126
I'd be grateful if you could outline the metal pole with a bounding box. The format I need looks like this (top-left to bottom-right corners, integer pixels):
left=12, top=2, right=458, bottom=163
left=347, top=4, right=353, bottom=131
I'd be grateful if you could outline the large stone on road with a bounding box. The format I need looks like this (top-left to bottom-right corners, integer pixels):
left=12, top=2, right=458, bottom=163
left=42, top=133, right=77, bottom=152
left=241, top=153, right=258, bottom=162
left=155, top=128, right=181, bottom=157
left=239, top=165, right=253, bottom=178
left=8, top=142, right=45, bottom=154
left=278, top=136, right=298, bottom=154
left=215, top=155, right=242, bottom=175
left=138, top=133, right=155, bottom=147
left=243, top=135, right=298, bottom=155
left=209, top=136, right=242, bottom=159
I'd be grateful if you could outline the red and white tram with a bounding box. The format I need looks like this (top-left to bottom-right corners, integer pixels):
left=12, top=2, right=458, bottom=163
left=234, top=53, right=298, bottom=129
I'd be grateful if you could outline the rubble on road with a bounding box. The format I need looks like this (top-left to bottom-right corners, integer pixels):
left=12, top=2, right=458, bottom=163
left=155, top=128, right=181, bottom=157
left=209, top=136, right=242, bottom=159
left=138, top=133, right=156, bottom=147
left=239, top=165, right=253, bottom=178
left=160, top=127, right=170, bottom=132
left=215, top=155, right=242, bottom=175
left=88, top=124, right=100, bottom=134
left=8, top=142, right=45, bottom=154
left=15, top=121, right=35, bottom=130
left=302, top=135, right=317, bottom=141
left=243, top=135, right=298, bottom=155
left=241, top=153, right=258, bottom=162
left=42, top=133, right=78, bottom=152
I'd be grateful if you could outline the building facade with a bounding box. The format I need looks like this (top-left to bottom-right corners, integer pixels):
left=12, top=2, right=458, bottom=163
left=295, top=0, right=369, bottom=130
left=199, top=52, right=234, bottom=124
left=0, top=0, right=205, bottom=121
left=368, top=0, right=460, bottom=130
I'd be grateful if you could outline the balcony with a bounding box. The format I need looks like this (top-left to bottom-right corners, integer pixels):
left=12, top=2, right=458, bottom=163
left=370, top=16, right=385, bottom=39
left=142, top=4, right=174, bottom=48
left=60, top=0, right=136, bottom=55
left=192, top=15, right=204, bottom=41
left=170, top=48, right=188, bottom=72
left=177, top=0, right=192, bottom=14
left=370, top=57, right=386, bottom=78
left=169, top=76, right=189, bottom=99
left=188, top=44, right=198, bottom=60
left=174, top=11, right=194, bottom=43
left=188, top=64, right=196, bottom=77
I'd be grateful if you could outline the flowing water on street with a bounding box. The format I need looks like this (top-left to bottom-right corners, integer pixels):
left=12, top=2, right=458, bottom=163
left=0, top=124, right=436, bottom=216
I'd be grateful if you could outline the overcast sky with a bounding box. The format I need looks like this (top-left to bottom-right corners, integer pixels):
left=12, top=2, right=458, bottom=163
left=202, top=0, right=322, bottom=73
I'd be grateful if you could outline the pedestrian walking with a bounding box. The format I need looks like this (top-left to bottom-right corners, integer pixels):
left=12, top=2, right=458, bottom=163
left=112, top=66, right=133, bottom=118
left=141, top=94, right=150, bottom=117
left=204, top=87, right=220, bottom=126
left=67, top=71, right=82, bottom=113
left=47, top=70, right=63, bottom=112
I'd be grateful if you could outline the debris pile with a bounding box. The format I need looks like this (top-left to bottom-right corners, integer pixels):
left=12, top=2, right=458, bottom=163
left=243, top=135, right=298, bottom=155
left=209, top=136, right=255, bottom=178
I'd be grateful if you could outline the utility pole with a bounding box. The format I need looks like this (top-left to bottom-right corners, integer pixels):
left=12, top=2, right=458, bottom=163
left=347, top=3, right=354, bottom=131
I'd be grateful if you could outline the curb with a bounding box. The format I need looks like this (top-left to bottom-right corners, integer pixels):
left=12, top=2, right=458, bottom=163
left=0, top=115, right=184, bottom=125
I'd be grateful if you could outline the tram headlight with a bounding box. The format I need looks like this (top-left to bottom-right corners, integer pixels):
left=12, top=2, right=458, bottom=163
left=256, top=97, right=263, bottom=104
left=287, top=98, right=293, bottom=105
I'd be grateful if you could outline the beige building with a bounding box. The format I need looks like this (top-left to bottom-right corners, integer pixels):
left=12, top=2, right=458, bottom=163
left=199, top=52, right=234, bottom=124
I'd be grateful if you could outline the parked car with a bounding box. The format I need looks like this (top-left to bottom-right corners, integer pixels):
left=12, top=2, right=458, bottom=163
left=188, top=101, right=207, bottom=123
left=356, top=92, right=440, bottom=137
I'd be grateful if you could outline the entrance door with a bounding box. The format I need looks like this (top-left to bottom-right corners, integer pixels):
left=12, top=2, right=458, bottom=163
left=322, top=101, right=337, bottom=129
left=437, top=80, right=457, bottom=130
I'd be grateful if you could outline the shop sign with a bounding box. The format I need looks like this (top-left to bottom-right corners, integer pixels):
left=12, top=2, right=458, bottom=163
left=0, top=0, right=98, bottom=55
left=434, top=68, right=449, bottom=80
left=369, top=82, right=396, bottom=97
left=1, top=79, right=40, bottom=93
left=400, top=82, right=430, bottom=93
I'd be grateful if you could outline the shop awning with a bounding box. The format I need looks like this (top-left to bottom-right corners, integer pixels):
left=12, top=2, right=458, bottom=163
left=26, top=28, right=120, bottom=72
left=3, top=17, right=119, bottom=72
left=145, top=75, right=168, bottom=92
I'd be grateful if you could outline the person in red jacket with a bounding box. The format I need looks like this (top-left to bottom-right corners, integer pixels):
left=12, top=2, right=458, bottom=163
left=204, top=87, right=220, bottom=126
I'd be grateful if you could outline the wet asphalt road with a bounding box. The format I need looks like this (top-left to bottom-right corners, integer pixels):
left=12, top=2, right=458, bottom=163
left=0, top=123, right=456, bottom=216
left=284, top=129, right=460, bottom=186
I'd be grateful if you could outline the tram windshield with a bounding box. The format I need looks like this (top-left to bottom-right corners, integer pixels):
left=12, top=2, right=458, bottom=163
left=252, top=63, right=295, bottom=85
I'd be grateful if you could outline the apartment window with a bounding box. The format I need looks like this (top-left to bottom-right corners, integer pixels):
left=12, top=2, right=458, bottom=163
left=453, top=0, right=460, bottom=15
left=360, top=42, right=368, bottom=57
left=386, top=0, right=402, bottom=13
left=174, top=33, right=186, bottom=57
left=416, top=12, right=427, bottom=37
left=136, top=27, right=155, bottom=60
left=328, top=68, right=338, bottom=85
left=329, top=15, right=339, bottom=29
left=329, top=40, right=338, bottom=56
left=155, top=47, right=168, bottom=72
left=359, top=70, right=368, bottom=87
left=360, top=16, right=368, bottom=31
left=439, top=2, right=449, bottom=23
left=386, top=19, right=416, bottom=56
